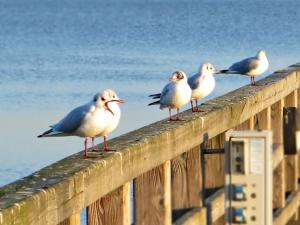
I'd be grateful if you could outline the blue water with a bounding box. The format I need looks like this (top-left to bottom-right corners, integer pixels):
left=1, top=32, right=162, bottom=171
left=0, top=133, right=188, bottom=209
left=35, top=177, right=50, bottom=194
left=0, top=0, right=299, bottom=223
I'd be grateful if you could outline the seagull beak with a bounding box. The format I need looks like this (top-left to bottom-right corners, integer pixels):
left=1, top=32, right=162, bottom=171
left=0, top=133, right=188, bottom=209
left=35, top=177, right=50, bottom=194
left=214, top=69, right=221, bottom=74
left=104, top=102, right=114, bottom=115
left=169, top=76, right=176, bottom=82
left=116, top=99, right=125, bottom=104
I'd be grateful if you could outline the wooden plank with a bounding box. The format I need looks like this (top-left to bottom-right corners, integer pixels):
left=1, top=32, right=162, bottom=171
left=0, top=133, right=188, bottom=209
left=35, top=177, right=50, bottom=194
left=205, top=134, right=225, bottom=188
left=87, top=182, right=130, bottom=225
left=285, top=90, right=298, bottom=107
left=1, top=67, right=300, bottom=225
left=274, top=190, right=300, bottom=225
left=273, top=144, right=284, bottom=170
left=271, top=99, right=286, bottom=208
left=171, top=147, right=202, bottom=209
left=134, top=161, right=171, bottom=225
left=172, top=208, right=206, bottom=225
left=273, top=161, right=286, bottom=208
left=212, top=216, right=225, bottom=225
left=205, top=188, right=225, bottom=224
left=234, top=118, right=252, bottom=130
left=287, top=207, right=300, bottom=225
left=254, top=107, right=271, bottom=130
left=284, top=92, right=299, bottom=196
left=58, top=213, right=81, bottom=225
left=285, top=155, right=298, bottom=192
left=296, top=89, right=300, bottom=178
left=271, top=99, right=284, bottom=144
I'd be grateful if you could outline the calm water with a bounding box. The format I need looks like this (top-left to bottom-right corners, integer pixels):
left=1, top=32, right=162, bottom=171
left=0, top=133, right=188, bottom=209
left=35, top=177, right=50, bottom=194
left=0, top=0, right=299, bottom=200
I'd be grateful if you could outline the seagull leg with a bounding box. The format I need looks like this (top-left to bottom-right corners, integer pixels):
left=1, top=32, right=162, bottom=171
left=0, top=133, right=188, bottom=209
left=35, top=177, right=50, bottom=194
left=84, top=137, right=88, bottom=158
left=91, top=137, right=98, bottom=152
left=176, top=108, right=183, bottom=121
left=103, top=136, right=109, bottom=151
left=190, top=100, right=194, bottom=112
left=169, top=108, right=175, bottom=121
left=195, top=99, right=199, bottom=112
left=250, top=76, right=256, bottom=86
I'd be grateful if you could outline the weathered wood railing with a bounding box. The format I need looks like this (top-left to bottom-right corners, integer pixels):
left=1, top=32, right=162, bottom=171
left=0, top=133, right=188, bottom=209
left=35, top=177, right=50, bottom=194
left=1, top=63, right=300, bottom=225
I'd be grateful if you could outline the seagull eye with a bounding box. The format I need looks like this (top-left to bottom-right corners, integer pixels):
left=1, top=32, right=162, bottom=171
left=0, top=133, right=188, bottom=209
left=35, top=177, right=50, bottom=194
left=113, top=95, right=116, bottom=98
left=101, top=97, right=105, bottom=101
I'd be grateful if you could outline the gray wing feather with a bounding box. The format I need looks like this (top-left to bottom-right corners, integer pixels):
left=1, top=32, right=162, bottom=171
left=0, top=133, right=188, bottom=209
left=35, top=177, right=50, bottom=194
left=53, top=103, right=91, bottom=133
left=229, top=57, right=259, bottom=74
left=160, top=83, right=173, bottom=100
left=188, top=74, right=199, bottom=90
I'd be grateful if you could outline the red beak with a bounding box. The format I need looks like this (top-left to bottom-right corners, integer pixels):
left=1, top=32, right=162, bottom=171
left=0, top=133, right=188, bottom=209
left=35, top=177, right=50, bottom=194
left=104, top=99, right=125, bottom=115
left=104, top=102, right=114, bottom=115
left=116, top=99, right=125, bottom=103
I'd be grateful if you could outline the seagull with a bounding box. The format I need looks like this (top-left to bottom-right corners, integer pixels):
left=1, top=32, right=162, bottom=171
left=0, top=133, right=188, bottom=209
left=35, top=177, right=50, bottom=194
left=37, top=89, right=124, bottom=158
left=149, top=71, right=192, bottom=121
left=220, top=49, right=269, bottom=85
left=94, top=89, right=124, bottom=151
left=188, top=63, right=220, bottom=112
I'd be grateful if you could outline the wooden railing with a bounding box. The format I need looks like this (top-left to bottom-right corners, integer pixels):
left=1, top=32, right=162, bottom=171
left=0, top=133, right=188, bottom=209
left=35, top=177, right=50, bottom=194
left=1, top=63, right=300, bottom=225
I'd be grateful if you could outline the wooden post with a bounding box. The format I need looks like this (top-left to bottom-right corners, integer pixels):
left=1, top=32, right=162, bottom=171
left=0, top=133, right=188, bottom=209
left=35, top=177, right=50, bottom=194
left=298, top=89, right=300, bottom=178
left=58, top=213, right=81, bottom=225
left=134, top=161, right=171, bottom=225
left=205, top=133, right=225, bottom=188
left=87, top=182, right=130, bottom=225
left=234, top=117, right=253, bottom=130
left=254, top=107, right=271, bottom=130
left=272, top=99, right=285, bottom=208
left=284, top=92, right=299, bottom=192
left=171, top=146, right=202, bottom=209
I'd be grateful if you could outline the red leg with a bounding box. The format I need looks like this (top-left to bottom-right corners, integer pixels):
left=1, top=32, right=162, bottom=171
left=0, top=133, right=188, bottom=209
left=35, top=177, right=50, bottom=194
left=190, top=100, right=194, bottom=112
left=176, top=108, right=181, bottom=120
left=91, top=137, right=98, bottom=152
left=253, top=77, right=256, bottom=86
left=84, top=137, right=88, bottom=158
left=168, top=108, right=175, bottom=121
left=103, top=136, right=109, bottom=151
left=195, top=99, right=199, bottom=112
left=250, top=76, right=255, bottom=86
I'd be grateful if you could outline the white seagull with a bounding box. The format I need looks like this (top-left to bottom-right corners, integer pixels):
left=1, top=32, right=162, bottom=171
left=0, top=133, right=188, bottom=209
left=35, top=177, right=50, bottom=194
left=149, top=71, right=192, bottom=121
left=37, top=89, right=124, bottom=158
left=188, top=63, right=220, bottom=112
left=220, top=49, right=269, bottom=85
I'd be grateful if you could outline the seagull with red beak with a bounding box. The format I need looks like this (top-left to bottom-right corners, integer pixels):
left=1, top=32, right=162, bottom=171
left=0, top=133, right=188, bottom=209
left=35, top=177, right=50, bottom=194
left=37, top=89, right=124, bottom=158
left=94, top=89, right=124, bottom=151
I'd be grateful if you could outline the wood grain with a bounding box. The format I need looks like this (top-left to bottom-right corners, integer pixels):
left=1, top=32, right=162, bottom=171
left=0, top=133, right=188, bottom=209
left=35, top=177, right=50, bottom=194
left=205, top=133, right=225, bottom=188
left=58, top=213, right=81, bottom=225
left=254, top=107, right=271, bottom=130
left=87, top=182, right=130, bottom=225
left=134, top=161, right=171, bottom=225
left=171, top=147, right=202, bottom=209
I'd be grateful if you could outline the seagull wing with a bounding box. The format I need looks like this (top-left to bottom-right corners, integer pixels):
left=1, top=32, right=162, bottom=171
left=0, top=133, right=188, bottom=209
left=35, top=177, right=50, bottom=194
left=188, top=74, right=199, bottom=90
left=53, top=103, right=91, bottom=133
left=229, top=57, right=259, bottom=74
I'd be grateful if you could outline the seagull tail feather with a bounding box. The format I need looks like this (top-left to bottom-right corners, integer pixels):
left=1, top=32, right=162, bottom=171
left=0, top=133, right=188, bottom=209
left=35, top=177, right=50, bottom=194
left=37, top=129, right=53, bottom=138
left=220, top=69, right=240, bottom=74
left=149, top=93, right=161, bottom=98
left=148, top=100, right=160, bottom=106
left=220, top=69, right=229, bottom=74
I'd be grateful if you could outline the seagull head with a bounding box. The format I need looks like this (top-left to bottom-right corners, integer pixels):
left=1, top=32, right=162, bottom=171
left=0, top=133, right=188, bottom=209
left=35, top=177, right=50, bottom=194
left=169, top=71, right=187, bottom=82
left=257, top=49, right=267, bottom=60
left=200, top=63, right=221, bottom=75
left=93, top=89, right=124, bottom=115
